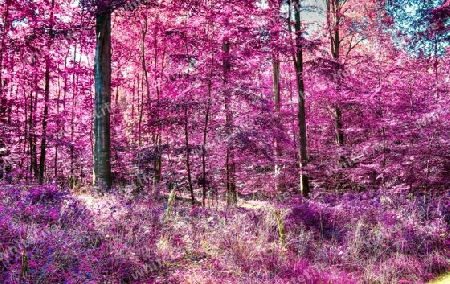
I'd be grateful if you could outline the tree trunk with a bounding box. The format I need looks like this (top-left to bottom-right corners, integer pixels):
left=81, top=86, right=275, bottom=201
left=29, top=66, right=39, bottom=180
left=202, top=21, right=215, bottom=207
left=138, top=17, right=149, bottom=147
left=56, top=51, right=70, bottom=182
left=93, top=11, right=112, bottom=189
left=23, top=85, right=28, bottom=179
left=138, top=76, right=144, bottom=146
left=222, top=39, right=237, bottom=206
left=0, top=1, right=10, bottom=181
left=202, top=77, right=212, bottom=206
left=38, top=57, right=50, bottom=184
left=273, top=54, right=285, bottom=192
left=327, top=0, right=345, bottom=151
left=152, top=23, right=164, bottom=187
left=0, top=0, right=10, bottom=101
left=184, top=107, right=195, bottom=205
left=30, top=91, right=38, bottom=180
left=293, top=0, right=310, bottom=197
left=71, top=46, right=77, bottom=188
left=38, top=0, right=55, bottom=185
left=54, top=77, right=61, bottom=178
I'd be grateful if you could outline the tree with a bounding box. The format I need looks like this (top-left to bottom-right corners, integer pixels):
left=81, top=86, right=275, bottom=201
left=93, top=9, right=112, bottom=189
left=39, top=0, right=55, bottom=185
left=326, top=0, right=345, bottom=149
left=223, top=37, right=237, bottom=205
left=292, top=0, right=310, bottom=197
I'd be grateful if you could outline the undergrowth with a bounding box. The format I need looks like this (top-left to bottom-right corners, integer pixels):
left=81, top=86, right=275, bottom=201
left=0, top=183, right=448, bottom=283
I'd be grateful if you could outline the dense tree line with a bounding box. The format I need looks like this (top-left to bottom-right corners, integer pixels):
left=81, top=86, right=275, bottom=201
left=0, top=0, right=449, bottom=204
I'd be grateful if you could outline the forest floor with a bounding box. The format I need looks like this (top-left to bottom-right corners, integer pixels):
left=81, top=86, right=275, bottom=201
left=0, top=183, right=449, bottom=283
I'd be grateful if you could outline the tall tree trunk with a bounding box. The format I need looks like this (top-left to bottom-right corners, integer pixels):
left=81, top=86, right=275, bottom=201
left=223, top=39, right=237, bottom=205
left=184, top=107, right=195, bottom=205
left=152, top=15, right=164, bottom=186
left=23, top=85, right=28, bottom=179
left=202, top=20, right=215, bottom=207
left=39, top=0, right=55, bottom=185
left=327, top=0, right=345, bottom=151
left=142, top=16, right=150, bottom=107
left=138, top=17, right=149, bottom=147
left=293, top=0, right=310, bottom=197
left=94, top=11, right=112, bottom=189
left=134, top=74, right=140, bottom=144
left=54, top=77, right=61, bottom=178
left=273, top=54, right=285, bottom=191
left=0, top=1, right=10, bottom=181
left=29, top=64, right=39, bottom=180
left=433, top=39, right=439, bottom=99
left=59, top=50, right=70, bottom=180
left=71, top=46, right=77, bottom=188
left=38, top=58, right=50, bottom=184
left=138, top=76, right=144, bottom=146
left=0, top=0, right=10, bottom=101
left=202, top=77, right=212, bottom=206
left=29, top=90, right=38, bottom=180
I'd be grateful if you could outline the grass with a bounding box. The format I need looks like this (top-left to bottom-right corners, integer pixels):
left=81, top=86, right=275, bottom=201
left=0, top=183, right=448, bottom=283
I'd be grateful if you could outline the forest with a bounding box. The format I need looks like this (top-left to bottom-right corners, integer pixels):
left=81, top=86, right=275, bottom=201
left=0, top=0, right=449, bottom=283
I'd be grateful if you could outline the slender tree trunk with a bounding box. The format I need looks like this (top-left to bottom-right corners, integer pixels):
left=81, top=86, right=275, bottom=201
left=202, top=19, right=215, bottom=206
left=202, top=77, right=212, bottom=206
left=152, top=16, right=165, bottom=186
left=184, top=107, right=195, bottom=205
left=327, top=0, right=345, bottom=155
left=29, top=89, right=38, bottom=180
left=0, top=1, right=10, bottom=181
left=29, top=65, right=39, bottom=180
left=293, top=0, right=310, bottom=197
left=60, top=50, right=69, bottom=184
left=6, top=94, right=10, bottom=125
left=0, top=0, right=10, bottom=101
left=38, top=0, right=55, bottom=184
left=138, top=17, right=149, bottom=147
left=38, top=59, right=50, bottom=184
left=138, top=76, right=144, bottom=146
left=273, top=54, right=285, bottom=191
left=223, top=39, right=237, bottom=205
left=434, top=39, right=439, bottom=99
left=54, top=77, right=61, bottom=178
left=23, top=86, right=28, bottom=180
left=71, top=46, right=77, bottom=188
left=142, top=16, right=150, bottom=106
left=131, top=78, right=136, bottom=145
left=131, top=80, right=136, bottom=118
left=93, top=11, right=112, bottom=189
left=134, top=74, right=140, bottom=144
